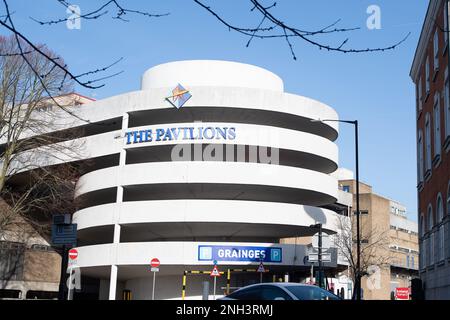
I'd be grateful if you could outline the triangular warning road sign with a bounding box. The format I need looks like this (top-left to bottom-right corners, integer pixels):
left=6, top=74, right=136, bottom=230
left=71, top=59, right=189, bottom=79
left=210, top=265, right=221, bottom=277
left=257, top=262, right=265, bottom=273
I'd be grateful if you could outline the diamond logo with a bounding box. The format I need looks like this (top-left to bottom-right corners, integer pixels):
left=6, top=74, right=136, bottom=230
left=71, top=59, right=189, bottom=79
left=165, top=83, right=192, bottom=109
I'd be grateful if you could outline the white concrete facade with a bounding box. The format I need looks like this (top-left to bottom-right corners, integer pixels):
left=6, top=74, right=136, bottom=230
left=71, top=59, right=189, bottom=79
left=8, top=60, right=349, bottom=300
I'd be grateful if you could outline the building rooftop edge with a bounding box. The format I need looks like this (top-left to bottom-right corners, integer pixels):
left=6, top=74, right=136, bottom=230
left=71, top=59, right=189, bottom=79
left=410, top=0, right=440, bottom=81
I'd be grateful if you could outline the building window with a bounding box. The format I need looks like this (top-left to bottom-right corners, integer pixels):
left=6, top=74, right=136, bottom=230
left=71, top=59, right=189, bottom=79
left=433, top=94, right=442, bottom=159
left=430, top=234, right=434, bottom=266
left=418, top=130, right=424, bottom=183
left=437, top=194, right=445, bottom=262
left=445, top=70, right=450, bottom=142
left=342, top=185, right=350, bottom=193
left=434, top=30, right=439, bottom=73
left=411, top=256, right=415, bottom=269
left=437, top=193, right=444, bottom=223
left=0, top=242, right=25, bottom=281
left=447, top=182, right=450, bottom=258
left=425, top=113, right=432, bottom=173
left=418, top=77, right=423, bottom=112
left=425, top=56, right=430, bottom=95
left=427, top=204, right=434, bottom=266
left=360, top=210, right=369, bottom=215
left=447, top=182, right=450, bottom=217
left=0, top=289, right=22, bottom=299
left=422, top=239, right=427, bottom=268
left=445, top=1, right=450, bottom=50
left=36, top=103, right=53, bottom=112
left=30, top=244, right=49, bottom=252
left=428, top=204, right=434, bottom=232
left=439, top=226, right=445, bottom=262
left=420, top=213, right=425, bottom=237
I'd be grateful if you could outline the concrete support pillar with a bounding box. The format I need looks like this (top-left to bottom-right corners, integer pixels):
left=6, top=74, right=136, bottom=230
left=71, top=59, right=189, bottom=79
left=113, top=221, right=121, bottom=244
left=109, top=265, right=118, bottom=300
left=109, top=113, right=128, bottom=301
left=109, top=194, right=122, bottom=300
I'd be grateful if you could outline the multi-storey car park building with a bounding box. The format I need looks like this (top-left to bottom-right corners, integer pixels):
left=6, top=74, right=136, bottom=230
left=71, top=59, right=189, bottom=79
left=410, top=0, right=450, bottom=299
left=3, top=60, right=352, bottom=300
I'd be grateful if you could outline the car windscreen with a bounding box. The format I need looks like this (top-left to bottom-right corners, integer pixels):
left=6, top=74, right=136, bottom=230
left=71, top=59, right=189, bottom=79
left=285, top=286, right=341, bottom=300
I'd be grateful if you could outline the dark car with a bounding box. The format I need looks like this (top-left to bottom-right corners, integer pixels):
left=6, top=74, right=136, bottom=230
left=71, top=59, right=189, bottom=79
left=219, top=283, right=342, bottom=300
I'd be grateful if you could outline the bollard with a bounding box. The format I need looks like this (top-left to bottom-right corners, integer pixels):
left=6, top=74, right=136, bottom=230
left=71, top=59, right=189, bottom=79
left=202, top=281, right=210, bottom=300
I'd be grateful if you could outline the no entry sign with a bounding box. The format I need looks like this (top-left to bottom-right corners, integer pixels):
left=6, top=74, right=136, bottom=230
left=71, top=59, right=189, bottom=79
left=151, top=258, right=160, bottom=268
left=68, top=249, right=78, bottom=260
left=150, top=258, right=160, bottom=300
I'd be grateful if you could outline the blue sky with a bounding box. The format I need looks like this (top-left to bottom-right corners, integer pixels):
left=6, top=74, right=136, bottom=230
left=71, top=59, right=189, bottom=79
left=3, top=1, right=429, bottom=220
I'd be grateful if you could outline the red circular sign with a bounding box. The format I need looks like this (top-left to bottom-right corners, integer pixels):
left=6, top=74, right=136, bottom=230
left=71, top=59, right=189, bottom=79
left=150, top=258, right=160, bottom=268
left=68, top=249, right=78, bottom=260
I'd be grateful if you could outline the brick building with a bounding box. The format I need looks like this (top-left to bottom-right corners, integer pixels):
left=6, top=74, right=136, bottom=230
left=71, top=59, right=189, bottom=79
left=410, top=0, right=450, bottom=300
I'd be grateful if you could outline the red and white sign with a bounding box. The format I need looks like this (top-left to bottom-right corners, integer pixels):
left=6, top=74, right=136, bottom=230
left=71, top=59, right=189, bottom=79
left=68, top=249, right=78, bottom=260
left=257, top=262, right=265, bottom=273
left=210, top=265, right=221, bottom=277
left=395, top=287, right=410, bottom=300
left=150, top=258, right=160, bottom=268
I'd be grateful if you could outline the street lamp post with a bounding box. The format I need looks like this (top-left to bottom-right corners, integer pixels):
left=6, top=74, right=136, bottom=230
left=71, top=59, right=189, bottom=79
left=311, top=118, right=361, bottom=300
left=310, top=223, right=323, bottom=289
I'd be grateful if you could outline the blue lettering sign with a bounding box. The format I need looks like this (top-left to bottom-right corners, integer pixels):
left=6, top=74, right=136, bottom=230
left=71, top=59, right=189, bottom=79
left=125, top=126, right=237, bottom=145
left=198, top=245, right=282, bottom=263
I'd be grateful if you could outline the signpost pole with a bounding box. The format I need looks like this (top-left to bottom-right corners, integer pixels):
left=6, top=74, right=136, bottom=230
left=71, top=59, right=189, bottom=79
left=210, top=263, right=220, bottom=300
left=152, top=270, right=156, bottom=300
left=150, top=258, right=160, bottom=300
left=257, top=261, right=265, bottom=283
left=213, top=276, right=217, bottom=300
left=67, top=265, right=73, bottom=300
left=58, top=245, right=68, bottom=301
left=319, top=224, right=323, bottom=288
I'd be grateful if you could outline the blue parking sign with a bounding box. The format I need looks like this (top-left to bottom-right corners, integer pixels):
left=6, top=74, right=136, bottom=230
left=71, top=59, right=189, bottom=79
left=270, top=248, right=282, bottom=262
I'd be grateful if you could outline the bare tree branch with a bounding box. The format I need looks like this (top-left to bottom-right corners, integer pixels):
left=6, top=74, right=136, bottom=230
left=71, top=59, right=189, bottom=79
left=30, top=0, right=169, bottom=25
left=194, top=0, right=410, bottom=60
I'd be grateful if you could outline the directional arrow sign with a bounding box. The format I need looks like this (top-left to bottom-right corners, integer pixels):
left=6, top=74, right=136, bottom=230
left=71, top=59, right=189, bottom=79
left=308, top=253, right=332, bottom=263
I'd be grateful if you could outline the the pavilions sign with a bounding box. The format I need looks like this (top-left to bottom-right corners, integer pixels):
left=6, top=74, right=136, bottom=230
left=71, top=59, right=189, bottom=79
left=125, top=126, right=236, bottom=145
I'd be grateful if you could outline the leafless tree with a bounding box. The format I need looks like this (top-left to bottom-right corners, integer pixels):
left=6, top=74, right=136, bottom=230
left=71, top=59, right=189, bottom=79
left=333, top=214, right=392, bottom=299
left=0, top=35, right=82, bottom=242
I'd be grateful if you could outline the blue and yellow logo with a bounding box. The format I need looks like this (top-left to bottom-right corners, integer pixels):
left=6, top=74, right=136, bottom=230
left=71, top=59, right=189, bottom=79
left=165, top=84, right=192, bottom=109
